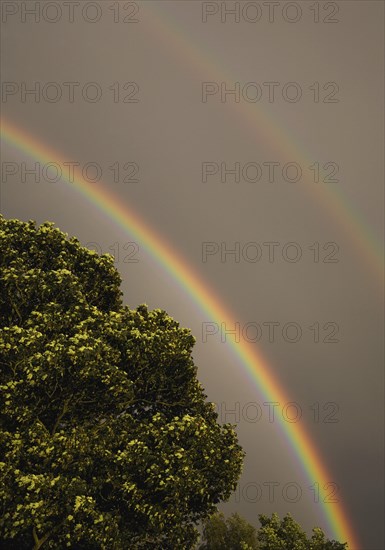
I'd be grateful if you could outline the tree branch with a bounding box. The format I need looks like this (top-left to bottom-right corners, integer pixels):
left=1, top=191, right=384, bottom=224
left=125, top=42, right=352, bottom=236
left=32, top=526, right=51, bottom=550
left=51, top=397, right=71, bottom=436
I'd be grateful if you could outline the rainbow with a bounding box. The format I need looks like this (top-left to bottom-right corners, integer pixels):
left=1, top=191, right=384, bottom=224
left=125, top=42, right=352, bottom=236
left=139, top=2, right=383, bottom=289
left=1, top=116, right=361, bottom=548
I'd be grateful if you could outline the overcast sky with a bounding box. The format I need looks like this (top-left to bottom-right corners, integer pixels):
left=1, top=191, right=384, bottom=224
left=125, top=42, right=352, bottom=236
left=1, top=1, right=384, bottom=548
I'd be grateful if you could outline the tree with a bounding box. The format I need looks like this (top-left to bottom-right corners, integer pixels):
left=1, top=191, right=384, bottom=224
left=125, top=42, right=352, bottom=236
left=256, top=513, right=348, bottom=550
left=199, top=511, right=259, bottom=549
left=0, top=216, right=244, bottom=549
left=198, top=512, right=348, bottom=550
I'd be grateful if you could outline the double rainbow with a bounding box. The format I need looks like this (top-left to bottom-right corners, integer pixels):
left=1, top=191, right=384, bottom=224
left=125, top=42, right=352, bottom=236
left=1, top=116, right=363, bottom=548
left=3, top=7, right=382, bottom=548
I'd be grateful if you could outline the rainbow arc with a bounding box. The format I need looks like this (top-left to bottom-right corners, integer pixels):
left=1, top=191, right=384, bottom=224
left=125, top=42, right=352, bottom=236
left=1, top=117, right=362, bottom=548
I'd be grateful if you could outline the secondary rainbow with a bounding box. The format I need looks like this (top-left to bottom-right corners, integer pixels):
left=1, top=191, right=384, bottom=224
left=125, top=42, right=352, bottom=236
left=140, top=2, right=383, bottom=288
left=1, top=117, right=361, bottom=548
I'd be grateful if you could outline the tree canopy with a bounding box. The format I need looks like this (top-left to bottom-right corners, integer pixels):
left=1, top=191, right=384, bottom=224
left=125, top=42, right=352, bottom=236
left=0, top=216, right=244, bottom=549
left=199, top=512, right=348, bottom=550
left=256, top=513, right=347, bottom=549
left=199, top=511, right=258, bottom=549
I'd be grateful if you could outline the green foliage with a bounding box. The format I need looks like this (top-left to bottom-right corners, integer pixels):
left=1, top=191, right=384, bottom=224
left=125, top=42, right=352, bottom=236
left=256, top=513, right=348, bottom=550
left=198, top=512, right=348, bottom=550
left=199, top=511, right=259, bottom=549
left=0, top=216, right=244, bottom=549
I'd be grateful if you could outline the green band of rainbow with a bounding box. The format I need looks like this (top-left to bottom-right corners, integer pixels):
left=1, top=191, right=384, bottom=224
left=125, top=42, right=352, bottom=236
left=1, top=117, right=360, bottom=548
